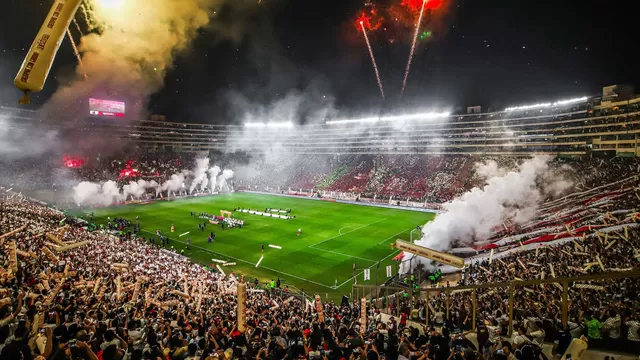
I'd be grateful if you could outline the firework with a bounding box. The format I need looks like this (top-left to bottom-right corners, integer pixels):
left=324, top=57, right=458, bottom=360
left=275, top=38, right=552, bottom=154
left=402, top=0, right=441, bottom=12
left=66, top=28, right=88, bottom=80
left=79, top=2, right=95, bottom=31
left=72, top=18, right=84, bottom=37
left=400, top=0, right=427, bottom=97
left=360, top=21, right=385, bottom=100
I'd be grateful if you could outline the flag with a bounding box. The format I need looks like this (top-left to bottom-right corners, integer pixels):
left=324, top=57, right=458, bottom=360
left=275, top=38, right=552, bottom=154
left=364, top=269, right=371, bottom=281
left=386, top=265, right=392, bottom=278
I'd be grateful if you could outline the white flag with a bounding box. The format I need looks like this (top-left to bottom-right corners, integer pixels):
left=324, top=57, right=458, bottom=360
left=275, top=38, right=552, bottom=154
left=386, top=265, right=392, bottom=278
left=364, top=269, right=371, bottom=281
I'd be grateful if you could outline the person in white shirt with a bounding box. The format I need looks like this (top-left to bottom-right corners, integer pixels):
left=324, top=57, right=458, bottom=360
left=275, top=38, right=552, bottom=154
left=602, top=310, right=621, bottom=340
left=528, top=321, right=546, bottom=346
left=625, top=314, right=640, bottom=342
left=433, top=309, right=445, bottom=327
left=510, top=325, right=529, bottom=349
left=487, top=319, right=501, bottom=345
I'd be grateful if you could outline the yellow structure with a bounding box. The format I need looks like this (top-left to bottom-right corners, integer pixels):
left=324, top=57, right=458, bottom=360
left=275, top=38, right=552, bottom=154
left=14, top=0, right=83, bottom=104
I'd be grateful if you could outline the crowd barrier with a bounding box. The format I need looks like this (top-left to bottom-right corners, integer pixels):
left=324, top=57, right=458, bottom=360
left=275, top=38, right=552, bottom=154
left=353, top=270, right=640, bottom=336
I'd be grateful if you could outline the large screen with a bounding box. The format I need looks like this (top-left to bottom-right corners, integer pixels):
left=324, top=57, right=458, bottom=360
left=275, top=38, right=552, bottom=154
left=89, top=98, right=125, bottom=117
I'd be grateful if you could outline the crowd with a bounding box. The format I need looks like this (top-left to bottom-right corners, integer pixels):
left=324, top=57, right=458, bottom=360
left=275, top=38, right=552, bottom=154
left=1, top=193, right=486, bottom=360
left=223, top=218, right=244, bottom=229
left=411, top=180, right=640, bottom=355
left=2, top=163, right=640, bottom=360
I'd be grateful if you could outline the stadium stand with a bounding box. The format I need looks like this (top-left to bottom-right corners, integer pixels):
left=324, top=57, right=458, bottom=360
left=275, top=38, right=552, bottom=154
left=2, top=93, right=640, bottom=359
left=2, top=164, right=640, bottom=360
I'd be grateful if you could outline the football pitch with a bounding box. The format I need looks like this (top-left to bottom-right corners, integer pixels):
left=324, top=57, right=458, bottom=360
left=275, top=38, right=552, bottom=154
left=83, top=193, right=435, bottom=300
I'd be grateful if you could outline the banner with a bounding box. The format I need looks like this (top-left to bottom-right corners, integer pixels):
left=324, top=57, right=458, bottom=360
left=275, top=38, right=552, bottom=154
left=364, top=268, right=371, bottom=281
left=394, top=240, right=465, bottom=268
left=14, top=0, right=83, bottom=103
left=386, top=265, right=392, bottom=278
left=237, top=276, right=247, bottom=333
left=9, top=242, right=18, bottom=272
left=315, top=295, right=325, bottom=323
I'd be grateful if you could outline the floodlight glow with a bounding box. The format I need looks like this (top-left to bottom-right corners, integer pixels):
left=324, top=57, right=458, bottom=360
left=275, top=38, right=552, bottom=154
left=267, top=122, right=293, bottom=129
left=380, top=112, right=451, bottom=121
left=505, top=96, right=587, bottom=112
left=326, top=112, right=450, bottom=125
left=326, top=117, right=379, bottom=125
left=244, top=122, right=266, bottom=128
left=244, top=122, right=293, bottom=129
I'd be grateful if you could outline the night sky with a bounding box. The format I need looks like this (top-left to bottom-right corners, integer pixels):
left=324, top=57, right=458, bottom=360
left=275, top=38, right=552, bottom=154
left=1, top=0, right=638, bottom=123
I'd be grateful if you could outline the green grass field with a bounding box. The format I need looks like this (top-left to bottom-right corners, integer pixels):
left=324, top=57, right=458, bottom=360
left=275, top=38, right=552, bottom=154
left=81, top=193, right=434, bottom=301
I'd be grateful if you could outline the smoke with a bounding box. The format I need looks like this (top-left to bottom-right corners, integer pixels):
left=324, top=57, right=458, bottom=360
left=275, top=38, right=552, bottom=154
left=190, top=158, right=211, bottom=194
left=43, top=0, right=262, bottom=119
left=474, top=160, right=506, bottom=179
left=225, top=84, right=338, bottom=153
left=208, top=166, right=221, bottom=192
left=217, top=169, right=234, bottom=191
left=0, top=112, right=59, bottom=159
left=161, top=172, right=188, bottom=195
left=410, top=156, right=572, bottom=268
left=123, top=179, right=159, bottom=199
left=71, top=155, right=237, bottom=206
left=73, top=180, right=123, bottom=206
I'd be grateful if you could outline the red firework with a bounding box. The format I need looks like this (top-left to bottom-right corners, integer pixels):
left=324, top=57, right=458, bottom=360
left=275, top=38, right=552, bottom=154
left=402, top=0, right=442, bottom=13
left=354, top=9, right=383, bottom=32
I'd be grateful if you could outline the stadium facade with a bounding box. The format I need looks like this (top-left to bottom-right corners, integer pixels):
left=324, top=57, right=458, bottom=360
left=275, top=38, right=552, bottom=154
left=2, top=84, right=639, bottom=157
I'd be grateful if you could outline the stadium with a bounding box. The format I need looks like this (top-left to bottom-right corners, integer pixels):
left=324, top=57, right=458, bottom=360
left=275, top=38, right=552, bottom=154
left=1, top=0, right=640, bottom=359
left=3, top=85, right=640, bottom=359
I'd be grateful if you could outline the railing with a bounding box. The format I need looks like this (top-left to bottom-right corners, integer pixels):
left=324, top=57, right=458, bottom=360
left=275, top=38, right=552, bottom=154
left=353, top=270, right=640, bottom=335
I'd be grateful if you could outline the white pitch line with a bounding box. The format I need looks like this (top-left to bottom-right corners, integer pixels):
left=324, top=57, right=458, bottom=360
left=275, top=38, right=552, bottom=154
left=309, top=217, right=388, bottom=247
left=338, top=224, right=359, bottom=235
left=335, top=249, right=401, bottom=289
left=179, top=232, right=190, bottom=237
left=377, top=228, right=413, bottom=245
left=309, top=246, right=377, bottom=262
left=138, top=230, right=338, bottom=289
left=255, top=255, right=264, bottom=267
left=203, top=247, right=336, bottom=289
left=139, top=229, right=399, bottom=289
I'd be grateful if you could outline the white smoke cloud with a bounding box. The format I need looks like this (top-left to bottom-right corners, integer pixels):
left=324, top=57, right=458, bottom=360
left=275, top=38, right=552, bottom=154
left=217, top=169, right=234, bottom=191
left=410, top=156, right=571, bottom=269
left=208, top=165, right=221, bottom=192
left=161, top=172, right=188, bottom=195
left=0, top=114, right=59, bottom=159
left=72, top=158, right=234, bottom=206
left=123, top=179, right=159, bottom=199
left=474, top=160, right=507, bottom=179
left=190, top=158, right=210, bottom=194
left=73, top=180, right=123, bottom=206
